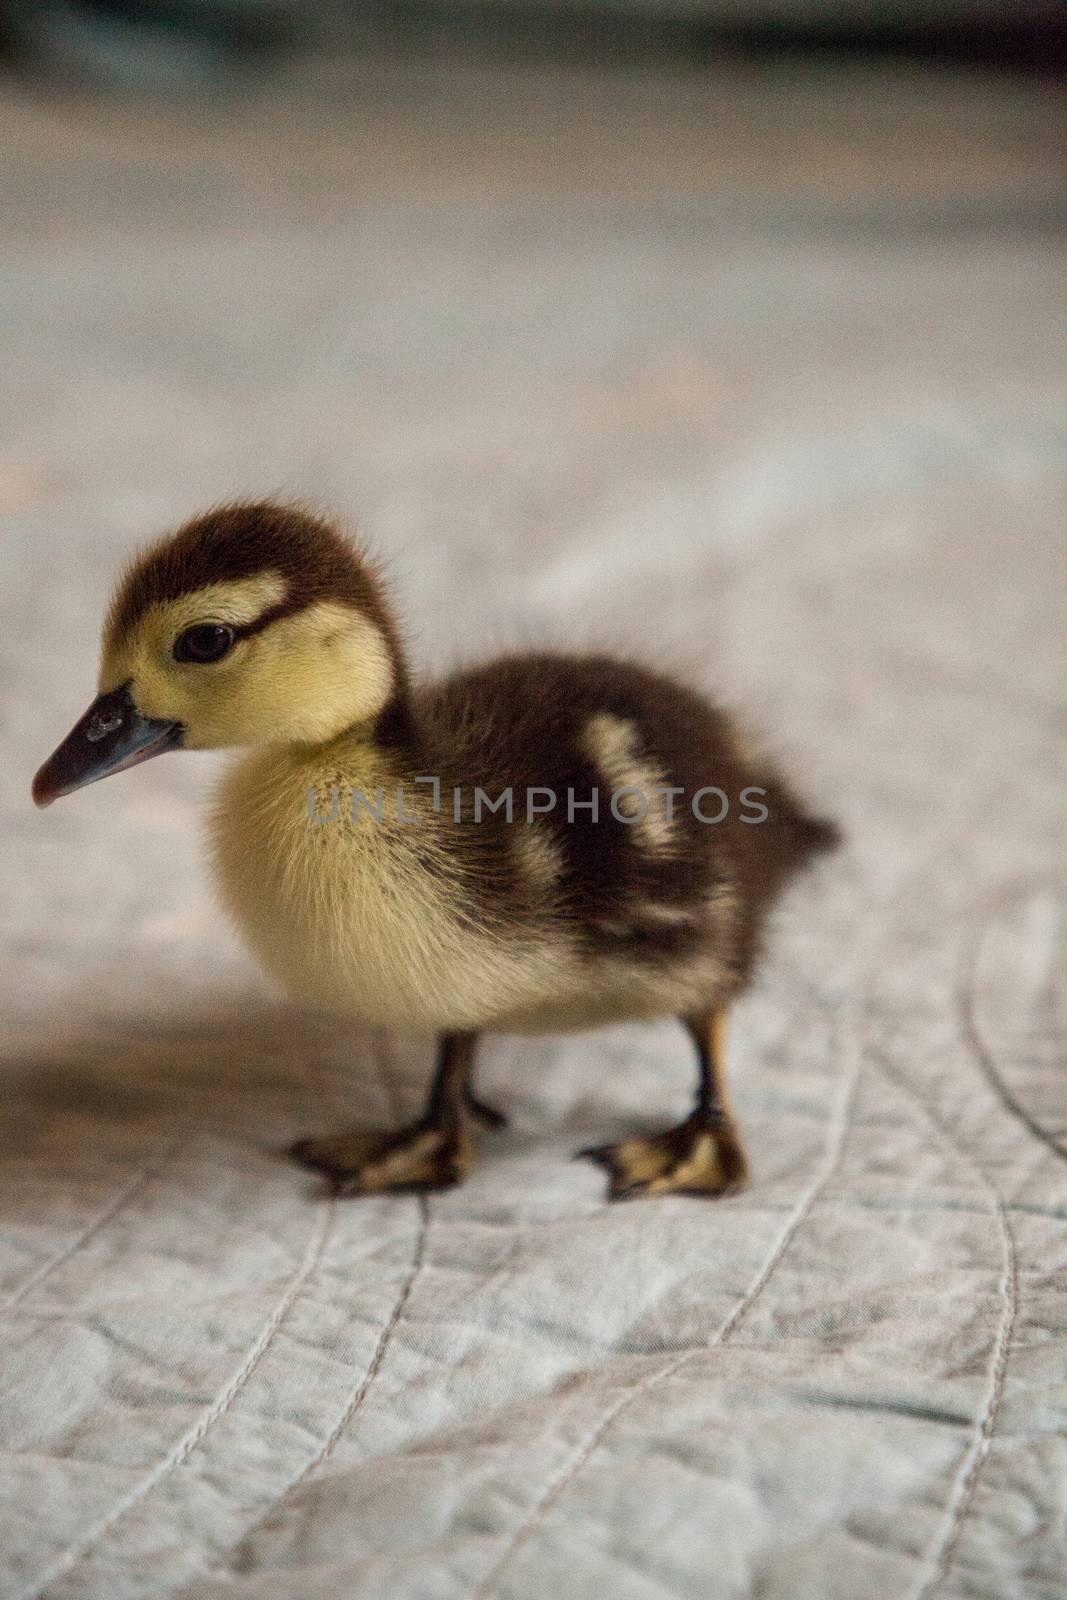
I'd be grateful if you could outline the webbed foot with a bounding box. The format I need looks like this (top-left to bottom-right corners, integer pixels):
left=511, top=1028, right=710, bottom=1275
left=579, top=1109, right=748, bottom=1200
left=291, top=1118, right=474, bottom=1195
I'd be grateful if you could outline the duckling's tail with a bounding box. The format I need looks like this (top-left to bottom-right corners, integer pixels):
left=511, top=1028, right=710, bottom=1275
left=792, top=811, right=842, bottom=858
left=766, top=778, right=842, bottom=873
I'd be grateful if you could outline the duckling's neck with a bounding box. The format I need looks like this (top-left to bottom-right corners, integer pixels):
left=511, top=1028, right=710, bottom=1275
left=295, top=683, right=423, bottom=796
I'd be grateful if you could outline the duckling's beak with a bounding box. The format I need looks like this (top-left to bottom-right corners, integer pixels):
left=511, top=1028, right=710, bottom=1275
left=32, top=683, right=183, bottom=808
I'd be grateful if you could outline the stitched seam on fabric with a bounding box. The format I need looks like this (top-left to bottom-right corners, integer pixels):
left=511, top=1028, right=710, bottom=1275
left=284, top=1196, right=429, bottom=1490
left=208, top=1195, right=431, bottom=1576
left=199, top=1029, right=432, bottom=1579
left=15, top=1196, right=337, bottom=1600
left=877, top=1036, right=1018, bottom=1600
left=957, top=880, right=1067, bottom=1168
left=905, top=891, right=1034, bottom=1600
left=914, top=1198, right=1016, bottom=1600
left=12, top=1029, right=382, bottom=1596
left=0, top=1119, right=195, bottom=1315
left=470, top=872, right=869, bottom=1600
left=470, top=1026, right=862, bottom=1600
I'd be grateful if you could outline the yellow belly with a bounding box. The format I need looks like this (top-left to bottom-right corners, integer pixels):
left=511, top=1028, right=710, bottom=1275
left=208, top=744, right=578, bottom=1032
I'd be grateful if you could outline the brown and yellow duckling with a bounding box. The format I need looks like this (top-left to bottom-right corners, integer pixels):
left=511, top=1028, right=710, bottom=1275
left=33, top=501, right=837, bottom=1200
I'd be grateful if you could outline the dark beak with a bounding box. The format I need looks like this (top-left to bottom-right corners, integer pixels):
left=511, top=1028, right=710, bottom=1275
left=32, top=683, right=183, bottom=808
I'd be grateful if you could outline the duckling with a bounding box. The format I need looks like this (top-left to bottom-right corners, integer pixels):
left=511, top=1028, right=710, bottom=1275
left=32, top=501, right=838, bottom=1200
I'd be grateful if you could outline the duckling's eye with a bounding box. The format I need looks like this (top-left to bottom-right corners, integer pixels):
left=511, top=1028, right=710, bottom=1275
left=173, top=623, right=235, bottom=664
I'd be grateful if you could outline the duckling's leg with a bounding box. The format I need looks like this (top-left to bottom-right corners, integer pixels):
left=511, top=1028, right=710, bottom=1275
left=291, top=1031, right=495, bottom=1195
left=463, top=1080, right=508, bottom=1129
left=580, top=1010, right=749, bottom=1200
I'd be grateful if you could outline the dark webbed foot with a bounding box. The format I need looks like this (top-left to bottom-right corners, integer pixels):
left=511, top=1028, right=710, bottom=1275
left=290, top=1118, right=473, bottom=1195
left=580, top=1108, right=749, bottom=1200
left=291, top=1031, right=492, bottom=1197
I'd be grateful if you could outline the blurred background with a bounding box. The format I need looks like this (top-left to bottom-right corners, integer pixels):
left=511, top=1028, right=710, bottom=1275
left=0, top=1, right=1064, bottom=86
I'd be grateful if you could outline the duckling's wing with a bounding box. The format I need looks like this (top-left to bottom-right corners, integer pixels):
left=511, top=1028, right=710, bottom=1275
left=418, top=653, right=835, bottom=975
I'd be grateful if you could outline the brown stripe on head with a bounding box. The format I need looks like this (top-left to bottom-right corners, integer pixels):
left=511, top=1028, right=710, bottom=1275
left=105, top=500, right=408, bottom=694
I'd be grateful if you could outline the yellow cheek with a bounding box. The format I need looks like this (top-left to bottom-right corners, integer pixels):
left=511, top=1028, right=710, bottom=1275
left=236, top=614, right=394, bottom=744
left=189, top=611, right=393, bottom=748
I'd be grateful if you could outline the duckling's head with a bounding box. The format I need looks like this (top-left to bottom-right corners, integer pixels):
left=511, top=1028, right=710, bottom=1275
left=33, top=502, right=406, bottom=806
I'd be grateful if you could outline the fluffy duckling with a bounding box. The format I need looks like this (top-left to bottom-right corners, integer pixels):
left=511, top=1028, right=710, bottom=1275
left=33, top=502, right=837, bottom=1200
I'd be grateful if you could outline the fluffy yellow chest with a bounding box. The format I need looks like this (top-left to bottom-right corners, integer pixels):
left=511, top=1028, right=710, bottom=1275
left=208, top=742, right=567, bottom=1032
